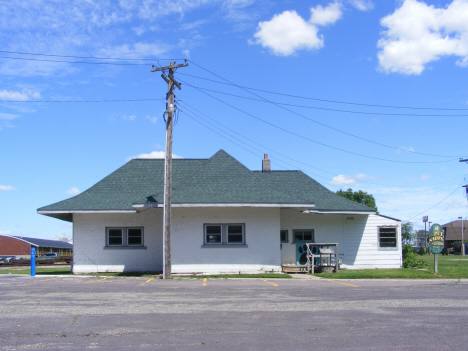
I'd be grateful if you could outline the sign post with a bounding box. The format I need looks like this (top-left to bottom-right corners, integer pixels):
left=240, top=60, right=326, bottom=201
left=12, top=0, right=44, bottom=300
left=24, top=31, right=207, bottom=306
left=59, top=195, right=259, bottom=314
left=31, top=247, right=35, bottom=277
left=422, top=216, right=428, bottom=254
left=428, top=224, right=444, bottom=274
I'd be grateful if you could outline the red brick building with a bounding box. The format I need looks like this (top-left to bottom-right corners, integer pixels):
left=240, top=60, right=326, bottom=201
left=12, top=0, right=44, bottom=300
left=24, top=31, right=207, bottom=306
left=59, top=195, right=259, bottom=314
left=0, top=235, right=72, bottom=259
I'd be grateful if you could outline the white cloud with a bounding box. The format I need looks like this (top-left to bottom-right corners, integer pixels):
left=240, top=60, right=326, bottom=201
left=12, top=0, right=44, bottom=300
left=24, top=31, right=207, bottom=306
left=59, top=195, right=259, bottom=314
left=180, top=20, right=207, bottom=31
left=310, top=2, right=343, bottom=26
left=397, top=146, right=415, bottom=154
left=349, top=0, right=374, bottom=11
left=444, top=200, right=468, bottom=210
left=0, top=113, right=20, bottom=131
left=330, top=173, right=369, bottom=186
left=146, top=116, right=157, bottom=124
left=66, top=187, right=80, bottom=195
left=0, top=185, right=17, bottom=191
left=126, top=151, right=183, bottom=162
left=97, top=42, right=171, bottom=60
left=251, top=11, right=323, bottom=56
left=251, top=3, right=342, bottom=56
left=421, top=174, right=433, bottom=180
left=0, top=89, right=41, bottom=101
left=0, top=231, right=12, bottom=234
left=0, top=113, right=19, bottom=121
left=378, top=0, right=468, bottom=75
left=182, top=49, right=191, bottom=58
left=123, top=114, right=137, bottom=121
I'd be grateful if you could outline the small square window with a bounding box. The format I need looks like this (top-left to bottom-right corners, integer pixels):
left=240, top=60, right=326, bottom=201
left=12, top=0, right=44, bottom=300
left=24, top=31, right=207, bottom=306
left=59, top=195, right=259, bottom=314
left=293, top=229, right=315, bottom=243
left=227, top=225, right=244, bottom=244
left=206, top=225, right=222, bottom=244
left=128, top=228, right=143, bottom=246
left=108, top=228, right=123, bottom=246
left=280, top=230, right=288, bottom=243
left=379, top=227, right=397, bottom=248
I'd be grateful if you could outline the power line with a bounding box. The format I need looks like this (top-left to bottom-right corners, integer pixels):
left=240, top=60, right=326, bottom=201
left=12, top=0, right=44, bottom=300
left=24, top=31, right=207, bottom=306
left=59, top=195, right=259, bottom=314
left=0, top=55, right=152, bottom=66
left=179, top=101, right=466, bottom=189
left=178, top=102, right=336, bottom=179
left=0, top=98, right=165, bottom=103
left=180, top=70, right=468, bottom=112
left=181, top=83, right=457, bottom=164
left=404, top=183, right=464, bottom=221
left=183, top=84, right=468, bottom=117
left=0, top=50, right=181, bottom=62
left=181, top=62, right=465, bottom=159
left=1, top=50, right=465, bottom=112
left=180, top=81, right=462, bottom=158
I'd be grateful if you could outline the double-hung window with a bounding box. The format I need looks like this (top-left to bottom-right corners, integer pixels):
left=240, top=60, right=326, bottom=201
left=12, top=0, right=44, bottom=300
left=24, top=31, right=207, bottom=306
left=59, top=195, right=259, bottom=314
left=293, top=229, right=315, bottom=243
left=204, top=224, right=245, bottom=246
left=378, top=227, right=397, bottom=249
left=106, top=227, right=144, bottom=248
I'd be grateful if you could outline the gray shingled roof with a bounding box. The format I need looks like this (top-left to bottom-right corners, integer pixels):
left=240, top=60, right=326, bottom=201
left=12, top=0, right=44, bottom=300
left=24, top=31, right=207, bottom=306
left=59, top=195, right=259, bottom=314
left=38, top=150, right=374, bottom=220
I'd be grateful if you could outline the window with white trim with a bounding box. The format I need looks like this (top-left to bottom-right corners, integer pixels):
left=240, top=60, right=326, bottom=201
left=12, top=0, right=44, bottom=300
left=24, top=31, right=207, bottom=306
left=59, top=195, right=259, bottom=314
left=378, top=227, right=397, bottom=249
left=106, top=227, right=144, bottom=247
left=280, top=230, right=288, bottom=243
left=293, top=229, right=315, bottom=243
left=204, top=224, right=245, bottom=245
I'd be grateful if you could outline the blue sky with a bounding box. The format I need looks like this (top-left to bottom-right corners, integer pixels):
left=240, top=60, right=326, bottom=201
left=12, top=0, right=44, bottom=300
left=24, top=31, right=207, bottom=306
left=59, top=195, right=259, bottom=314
left=1, top=0, right=468, bottom=241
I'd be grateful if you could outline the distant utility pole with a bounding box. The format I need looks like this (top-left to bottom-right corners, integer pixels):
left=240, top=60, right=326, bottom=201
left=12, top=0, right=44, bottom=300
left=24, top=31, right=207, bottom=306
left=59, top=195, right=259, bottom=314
left=151, top=61, right=188, bottom=279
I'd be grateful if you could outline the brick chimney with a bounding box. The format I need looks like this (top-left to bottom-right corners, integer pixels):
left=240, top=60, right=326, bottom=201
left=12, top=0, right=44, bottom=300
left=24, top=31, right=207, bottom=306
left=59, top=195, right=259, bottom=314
left=262, top=154, right=271, bottom=173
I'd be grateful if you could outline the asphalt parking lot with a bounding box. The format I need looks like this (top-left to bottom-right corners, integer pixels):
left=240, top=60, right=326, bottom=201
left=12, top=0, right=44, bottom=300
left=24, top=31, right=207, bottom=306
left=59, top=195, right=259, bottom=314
left=1, top=275, right=468, bottom=350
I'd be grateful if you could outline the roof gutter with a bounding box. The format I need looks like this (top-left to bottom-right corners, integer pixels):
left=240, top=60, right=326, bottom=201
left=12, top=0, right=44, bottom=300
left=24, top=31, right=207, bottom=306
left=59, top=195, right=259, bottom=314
left=303, top=210, right=376, bottom=215
left=38, top=210, right=137, bottom=215
left=133, top=203, right=315, bottom=210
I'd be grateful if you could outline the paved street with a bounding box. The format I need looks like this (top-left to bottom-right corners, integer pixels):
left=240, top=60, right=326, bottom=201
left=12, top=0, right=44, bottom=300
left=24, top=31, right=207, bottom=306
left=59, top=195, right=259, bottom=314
left=1, top=275, right=467, bottom=350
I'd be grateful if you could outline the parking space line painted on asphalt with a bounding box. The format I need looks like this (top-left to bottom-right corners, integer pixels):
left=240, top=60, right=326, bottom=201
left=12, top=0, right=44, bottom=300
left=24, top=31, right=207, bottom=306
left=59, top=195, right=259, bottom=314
left=203, top=278, right=207, bottom=286
left=84, top=277, right=111, bottom=284
left=140, top=277, right=154, bottom=286
left=39, top=277, right=64, bottom=282
left=327, top=280, right=359, bottom=288
left=263, top=280, right=278, bottom=287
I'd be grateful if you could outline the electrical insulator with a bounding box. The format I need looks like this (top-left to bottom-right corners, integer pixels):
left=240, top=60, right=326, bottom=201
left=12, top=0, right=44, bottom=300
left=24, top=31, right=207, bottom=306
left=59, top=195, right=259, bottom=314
left=167, top=104, right=175, bottom=113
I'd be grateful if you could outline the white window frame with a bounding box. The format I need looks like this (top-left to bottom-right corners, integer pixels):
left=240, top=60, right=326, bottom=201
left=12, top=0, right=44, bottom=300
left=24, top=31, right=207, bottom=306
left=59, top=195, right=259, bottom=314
left=378, top=226, right=398, bottom=250
left=106, top=227, right=144, bottom=248
left=292, top=229, right=315, bottom=243
left=203, top=223, right=246, bottom=246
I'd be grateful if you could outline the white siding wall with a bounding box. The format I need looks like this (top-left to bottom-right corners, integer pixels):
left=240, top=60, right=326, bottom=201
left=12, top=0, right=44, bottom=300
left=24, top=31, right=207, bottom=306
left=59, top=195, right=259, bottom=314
left=345, top=214, right=402, bottom=269
left=72, top=208, right=400, bottom=273
left=279, top=210, right=402, bottom=269
left=72, top=207, right=281, bottom=274
left=280, top=209, right=346, bottom=265
left=171, top=207, right=281, bottom=274
left=72, top=210, right=163, bottom=273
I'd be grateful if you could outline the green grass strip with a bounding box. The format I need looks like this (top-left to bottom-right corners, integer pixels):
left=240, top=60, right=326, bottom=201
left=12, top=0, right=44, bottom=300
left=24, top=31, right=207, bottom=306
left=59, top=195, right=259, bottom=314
left=315, top=254, right=468, bottom=279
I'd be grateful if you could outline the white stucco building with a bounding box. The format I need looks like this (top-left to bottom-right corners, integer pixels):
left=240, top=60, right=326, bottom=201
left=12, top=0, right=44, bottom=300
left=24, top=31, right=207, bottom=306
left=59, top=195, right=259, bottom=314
left=38, top=150, right=402, bottom=274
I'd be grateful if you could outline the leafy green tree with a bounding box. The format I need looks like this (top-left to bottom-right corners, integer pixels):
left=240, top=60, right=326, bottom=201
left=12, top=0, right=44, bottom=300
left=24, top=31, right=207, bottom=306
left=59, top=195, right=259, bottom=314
left=415, top=230, right=426, bottom=247
left=336, top=188, right=378, bottom=212
left=418, top=245, right=426, bottom=255
left=401, top=222, right=414, bottom=245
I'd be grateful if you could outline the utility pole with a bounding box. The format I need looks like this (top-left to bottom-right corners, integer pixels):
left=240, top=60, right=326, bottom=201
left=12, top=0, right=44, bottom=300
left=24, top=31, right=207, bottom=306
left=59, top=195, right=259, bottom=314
left=151, top=61, right=188, bottom=279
